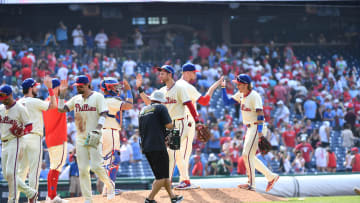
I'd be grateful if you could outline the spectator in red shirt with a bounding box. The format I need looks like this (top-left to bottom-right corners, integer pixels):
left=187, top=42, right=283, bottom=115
left=295, top=134, right=314, bottom=170
left=220, top=130, right=232, bottom=146
left=21, top=52, right=33, bottom=68
left=237, top=156, right=246, bottom=175
left=282, top=125, right=297, bottom=150
left=21, top=64, right=32, bottom=81
left=274, top=82, right=288, bottom=103
left=192, top=155, right=203, bottom=176
left=351, top=147, right=360, bottom=172
left=327, top=148, right=337, bottom=173
left=198, top=43, right=211, bottom=60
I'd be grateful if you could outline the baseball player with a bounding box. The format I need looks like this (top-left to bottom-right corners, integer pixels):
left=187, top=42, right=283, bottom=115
left=136, top=65, right=200, bottom=189
left=100, top=77, right=133, bottom=195
left=221, top=74, right=279, bottom=192
left=17, top=77, right=57, bottom=201
left=57, top=75, right=116, bottom=202
left=171, top=63, right=222, bottom=189
left=42, top=78, right=68, bottom=203
left=0, top=84, right=37, bottom=203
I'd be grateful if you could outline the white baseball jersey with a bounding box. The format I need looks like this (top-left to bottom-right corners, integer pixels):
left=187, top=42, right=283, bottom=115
left=65, top=92, right=108, bottom=143
left=232, top=90, right=263, bottom=125
left=176, top=79, right=201, bottom=112
left=0, top=102, right=31, bottom=140
left=18, top=97, right=49, bottom=136
left=159, top=82, right=191, bottom=120
left=103, top=97, right=123, bottom=130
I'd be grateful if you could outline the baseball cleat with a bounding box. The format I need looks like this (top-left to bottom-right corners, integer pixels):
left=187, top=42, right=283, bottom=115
left=266, top=175, right=280, bottom=192
left=145, top=198, right=157, bottom=203
left=174, top=181, right=191, bottom=190
left=171, top=195, right=184, bottom=203
left=28, top=192, right=38, bottom=203
left=46, top=196, right=69, bottom=203
left=238, top=184, right=255, bottom=191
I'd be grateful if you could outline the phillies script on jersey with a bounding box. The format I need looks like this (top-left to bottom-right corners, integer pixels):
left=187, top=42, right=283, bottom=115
left=75, top=104, right=97, bottom=112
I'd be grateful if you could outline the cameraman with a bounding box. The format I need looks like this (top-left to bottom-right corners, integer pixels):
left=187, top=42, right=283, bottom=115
left=139, top=90, right=183, bottom=203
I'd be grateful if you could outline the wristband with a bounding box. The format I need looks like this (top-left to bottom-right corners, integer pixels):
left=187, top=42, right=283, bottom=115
left=127, top=90, right=133, bottom=99
left=48, top=88, right=54, bottom=96
left=58, top=99, right=65, bottom=109
left=138, top=87, right=144, bottom=94
left=257, top=115, right=264, bottom=121
left=98, top=116, right=106, bottom=126
left=257, top=124, right=263, bottom=133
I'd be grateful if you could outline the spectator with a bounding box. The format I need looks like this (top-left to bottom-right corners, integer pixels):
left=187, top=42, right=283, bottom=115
left=256, top=151, right=273, bottom=172
left=208, top=125, right=221, bottom=154
left=351, top=147, right=360, bottom=172
left=122, top=56, right=137, bottom=79
left=72, top=24, right=84, bottom=57
left=274, top=100, right=290, bottom=125
left=292, top=151, right=305, bottom=174
left=43, top=30, right=57, bottom=47
left=319, top=121, right=331, bottom=147
left=120, top=138, right=133, bottom=168
left=278, top=150, right=291, bottom=174
left=189, top=40, right=200, bottom=60
left=69, top=155, right=81, bottom=197
left=95, top=28, right=109, bottom=57
left=57, top=63, right=68, bottom=81
left=237, top=156, right=246, bottom=175
left=206, top=153, right=218, bottom=175
left=268, top=127, right=280, bottom=152
left=39, top=161, right=49, bottom=179
left=304, top=97, right=317, bottom=121
left=3, top=58, right=12, bottom=84
left=314, top=142, right=327, bottom=172
left=281, top=124, right=297, bottom=151
left=0, top=39, right=9, bottom=62
left=342, top=123, right=358, bottom=149
left=327, top=148, right=337, bottom=173
left=294, top=98, right=304, bottom=119
left=85, top=30, right=95, bottom=59
left=133, top=28, right=143, bottom=60
left=344, top=150, right=353, bottom=172
left=21, top=64, right=32, bottom=81
left=192, top=155, right=203, bottom=176
left=130, top=135, right=142, bottom=162
left=345, top=107, right=357, bottom=131
left=216, top=152, right=232, bottom=175
left=56, top=21, right=68, bottom=48
left=295, top=134, right=314, bottom=170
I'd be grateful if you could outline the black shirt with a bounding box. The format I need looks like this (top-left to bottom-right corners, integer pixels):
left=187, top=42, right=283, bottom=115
left=139, top=103, right=172, bottom=153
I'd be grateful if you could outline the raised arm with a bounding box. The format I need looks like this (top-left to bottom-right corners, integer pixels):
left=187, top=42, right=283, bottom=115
left=197, top=76, right=223, bottom=106
left=136, top=73, right=151, bottom=105
left=44, top=76, right=57, bottom=110
left=58, top=80, right=69, bottom=113
left=120, top=80, right=133, bottom=110
left=221, top=79, right=237, bottom=106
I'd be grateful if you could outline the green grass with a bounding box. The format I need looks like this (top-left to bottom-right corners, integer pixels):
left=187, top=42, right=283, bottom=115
left=269, top=195, right=360, bottom=203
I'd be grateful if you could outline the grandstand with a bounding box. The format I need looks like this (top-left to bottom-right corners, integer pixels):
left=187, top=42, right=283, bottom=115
left=0, top=1, right=360, bottom=201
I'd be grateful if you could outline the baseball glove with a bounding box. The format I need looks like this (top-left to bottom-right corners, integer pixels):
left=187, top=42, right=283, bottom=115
left=84, top=129, right=102, bottom=148
left=258, top=136, right=272, bottom=154
left=196, top=123, right=211, bottom=142
left=10, top=123, right=24, bottom=138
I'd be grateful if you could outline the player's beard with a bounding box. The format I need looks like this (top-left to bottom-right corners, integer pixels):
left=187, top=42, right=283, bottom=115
left=32, top=88, right=37, bottom=98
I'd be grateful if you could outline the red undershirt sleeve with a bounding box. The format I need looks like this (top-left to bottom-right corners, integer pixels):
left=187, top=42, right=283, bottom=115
left=184, top=101, right=199, bottom=122
left=197, top=95, right=210, bottom=106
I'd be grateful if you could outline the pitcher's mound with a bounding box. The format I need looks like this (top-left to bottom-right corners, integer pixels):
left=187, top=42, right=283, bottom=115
left=64, top=188, right=286, bottom=202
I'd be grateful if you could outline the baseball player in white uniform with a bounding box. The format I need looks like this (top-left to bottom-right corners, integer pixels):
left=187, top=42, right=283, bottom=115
left=136, top=65, right=200, bottom=190
left=0, top=85, right=38, bottom=203
left=17, top=77, right=57, bottom=201
left=221, top=74, right=279, bottom=192
left=100, top=77, right=133, bottom=195
left=57, top=75, right=116, bottom=202
left=173, top=63, right=222, bottom=189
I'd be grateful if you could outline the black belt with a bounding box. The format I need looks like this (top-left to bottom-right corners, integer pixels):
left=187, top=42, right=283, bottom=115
left=107, top=113, right=116, bottom=118
left=1, top=139, right=8, bottom=143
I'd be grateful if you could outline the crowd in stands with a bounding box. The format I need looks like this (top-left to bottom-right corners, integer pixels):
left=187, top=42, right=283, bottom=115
left=1, top=22, right=360, bottom=188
